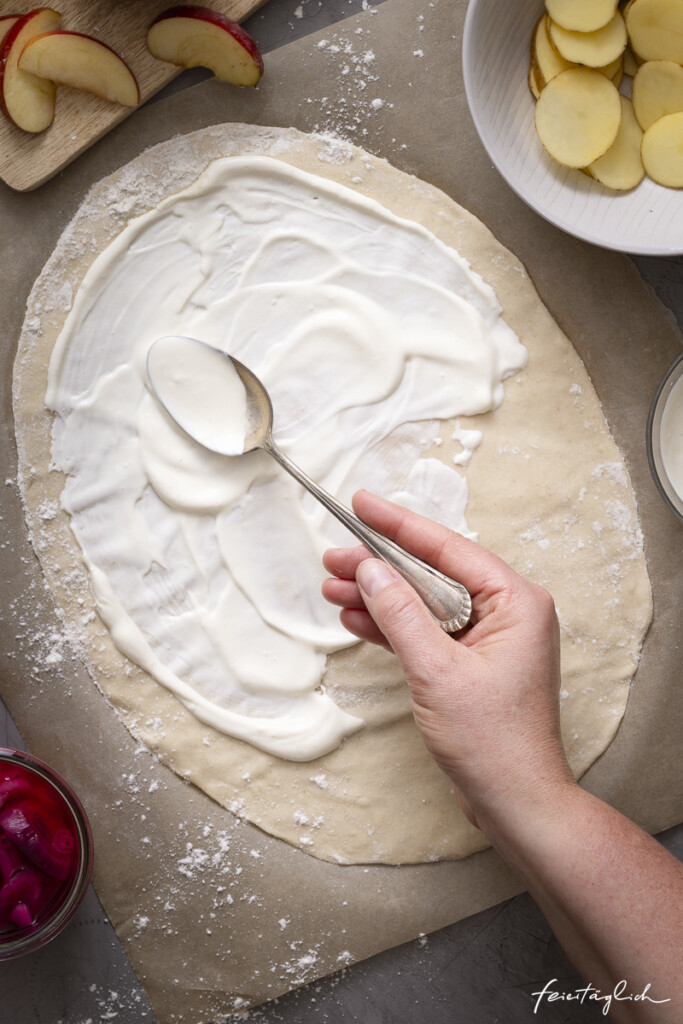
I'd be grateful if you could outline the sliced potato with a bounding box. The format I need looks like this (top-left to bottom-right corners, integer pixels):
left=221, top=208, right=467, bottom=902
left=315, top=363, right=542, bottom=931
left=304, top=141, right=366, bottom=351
left=610, top=59, right=625, bottom=89
left=526, top=0, right=683, bottom=190
left=640, top=110, right=683, bottom=186
left=600, top=53, right=625, bottom=79
left=533, top=14, right=575, bottom=87
left=623, top=45, right=641, bottom=77
left=548, top=12, right=628, bottom=67
left=625, top=0, right=683, bottom=63
left=587, top=95, right=645, bottom=189
left=632, top=60, right=683, bottom=129
left=535, top=68, right=622, bottom=167
left=533, top=15, right=622, bottom=90
left=546, top=0, right=618, bottom=34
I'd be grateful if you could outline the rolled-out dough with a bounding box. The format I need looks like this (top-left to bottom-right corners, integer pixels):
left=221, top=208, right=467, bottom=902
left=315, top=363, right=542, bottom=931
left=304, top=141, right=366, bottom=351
left=13, top=125, right=652, bottom=865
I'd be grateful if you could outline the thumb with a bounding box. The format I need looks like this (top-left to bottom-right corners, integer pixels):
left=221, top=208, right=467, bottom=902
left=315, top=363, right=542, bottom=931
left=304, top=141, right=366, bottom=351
left=355, top=558, right=447, bottom=671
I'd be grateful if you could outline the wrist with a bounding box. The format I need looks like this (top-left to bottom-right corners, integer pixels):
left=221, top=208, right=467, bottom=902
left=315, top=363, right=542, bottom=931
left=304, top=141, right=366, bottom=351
left=468, top=770, right=580, bottom=856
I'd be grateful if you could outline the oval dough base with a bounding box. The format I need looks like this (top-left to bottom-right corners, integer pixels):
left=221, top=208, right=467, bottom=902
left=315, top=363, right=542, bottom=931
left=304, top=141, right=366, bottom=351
left=13, top=125, right=652, bottom=865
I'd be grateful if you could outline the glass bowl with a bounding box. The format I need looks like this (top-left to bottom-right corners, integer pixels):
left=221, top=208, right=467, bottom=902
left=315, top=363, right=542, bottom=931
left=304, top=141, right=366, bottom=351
left=647, top=355, right=683, bottom=524
left=0, top=747, right=93, bottom=960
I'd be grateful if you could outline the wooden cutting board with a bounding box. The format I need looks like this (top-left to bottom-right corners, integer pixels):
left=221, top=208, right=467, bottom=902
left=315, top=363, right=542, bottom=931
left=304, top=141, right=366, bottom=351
left=0, top=0, right=268, bottom=191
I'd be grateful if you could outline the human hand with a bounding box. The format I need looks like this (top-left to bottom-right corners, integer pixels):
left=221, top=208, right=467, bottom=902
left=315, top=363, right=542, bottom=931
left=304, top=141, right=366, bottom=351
left=322, top=491, right=575, bottom=832
left=326, top=494, right=683, bottom=1019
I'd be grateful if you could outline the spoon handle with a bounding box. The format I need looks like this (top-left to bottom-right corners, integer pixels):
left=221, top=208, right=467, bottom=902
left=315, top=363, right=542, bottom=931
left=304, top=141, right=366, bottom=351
left=266, top=441, right=472, bottom=633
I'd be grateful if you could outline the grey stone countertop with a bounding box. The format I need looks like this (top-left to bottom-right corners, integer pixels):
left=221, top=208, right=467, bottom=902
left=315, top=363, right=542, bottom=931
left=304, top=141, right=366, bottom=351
left=0, top=2, right=681, bottom=1022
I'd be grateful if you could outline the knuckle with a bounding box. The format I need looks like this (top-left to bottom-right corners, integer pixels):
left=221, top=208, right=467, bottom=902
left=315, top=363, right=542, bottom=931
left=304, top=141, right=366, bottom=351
left=378, top=584, right=421, bottom=631
left=533, top=584, right=558, bottom=619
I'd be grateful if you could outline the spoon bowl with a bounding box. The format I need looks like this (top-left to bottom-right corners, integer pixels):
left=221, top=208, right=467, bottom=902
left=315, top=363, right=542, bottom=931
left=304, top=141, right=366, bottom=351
left=147, top=336, right=472, bottom=632
left=232, top=356, right=276, bottom=454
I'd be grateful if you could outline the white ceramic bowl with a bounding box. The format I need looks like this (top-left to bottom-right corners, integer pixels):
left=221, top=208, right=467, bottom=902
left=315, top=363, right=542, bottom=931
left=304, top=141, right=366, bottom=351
left=462, top=0, right=683, bottom=255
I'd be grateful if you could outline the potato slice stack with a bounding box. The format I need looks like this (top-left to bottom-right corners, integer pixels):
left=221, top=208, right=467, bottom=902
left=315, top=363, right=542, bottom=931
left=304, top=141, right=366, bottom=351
left=529, top=0, right=683, bottom=190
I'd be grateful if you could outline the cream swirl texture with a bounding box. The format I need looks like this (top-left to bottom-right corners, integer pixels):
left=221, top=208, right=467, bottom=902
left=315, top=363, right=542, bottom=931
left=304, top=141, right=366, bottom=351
left=46, top=156, right=527, bottom=760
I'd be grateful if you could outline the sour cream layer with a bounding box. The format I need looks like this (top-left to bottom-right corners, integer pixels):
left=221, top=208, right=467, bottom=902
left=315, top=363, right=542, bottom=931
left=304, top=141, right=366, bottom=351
left=47, top=157, right=526, bottom=760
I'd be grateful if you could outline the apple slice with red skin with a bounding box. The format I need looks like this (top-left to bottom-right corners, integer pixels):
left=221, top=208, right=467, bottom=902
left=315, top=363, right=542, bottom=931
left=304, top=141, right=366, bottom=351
left=0, top=7, right=61, bottom=133
left=19, top=32, right=140, bottom=107
left=147, top=5, right=263, bottom=86
left=0, top=16, right=20, bottom=49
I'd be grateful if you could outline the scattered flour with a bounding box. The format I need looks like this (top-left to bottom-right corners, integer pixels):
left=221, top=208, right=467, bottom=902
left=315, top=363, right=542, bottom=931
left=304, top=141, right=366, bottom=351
left=298, top=7, right=433, bottom=152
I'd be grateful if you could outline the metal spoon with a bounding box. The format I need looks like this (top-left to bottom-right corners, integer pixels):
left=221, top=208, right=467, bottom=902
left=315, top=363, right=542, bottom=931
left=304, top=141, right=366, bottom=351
left=147, top=336, right=472, bottom=632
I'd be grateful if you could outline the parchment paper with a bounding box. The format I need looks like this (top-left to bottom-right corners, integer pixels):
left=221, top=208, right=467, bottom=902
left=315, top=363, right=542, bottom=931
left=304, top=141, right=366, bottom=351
left=0, top=1, right=681, bottom=1021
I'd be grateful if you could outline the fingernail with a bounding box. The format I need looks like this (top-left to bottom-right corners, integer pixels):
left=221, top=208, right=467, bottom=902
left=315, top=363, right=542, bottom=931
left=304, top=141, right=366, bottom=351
left=356, top=559, right=396, bottom=597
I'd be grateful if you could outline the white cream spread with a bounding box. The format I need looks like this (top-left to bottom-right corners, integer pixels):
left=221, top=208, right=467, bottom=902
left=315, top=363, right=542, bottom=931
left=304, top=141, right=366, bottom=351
left=46, top=156, right=527, bottom=761
left=661, top=371, right=683, bottom=501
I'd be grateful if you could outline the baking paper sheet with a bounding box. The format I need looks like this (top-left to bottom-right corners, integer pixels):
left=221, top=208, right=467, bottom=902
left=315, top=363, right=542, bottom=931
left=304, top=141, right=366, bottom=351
left=0, top=1, right=681, bottom=1020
